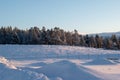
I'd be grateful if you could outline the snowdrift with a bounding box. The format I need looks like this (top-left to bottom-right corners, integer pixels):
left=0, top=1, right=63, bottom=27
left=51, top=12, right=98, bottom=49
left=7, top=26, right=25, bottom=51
left=0, top=45, right=120, bottom=80
left=0, top=58, right=103, bottom=80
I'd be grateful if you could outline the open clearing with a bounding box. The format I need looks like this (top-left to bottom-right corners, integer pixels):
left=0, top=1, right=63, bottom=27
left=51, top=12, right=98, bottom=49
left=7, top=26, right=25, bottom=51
left=0, top=45, right=120, bottom=80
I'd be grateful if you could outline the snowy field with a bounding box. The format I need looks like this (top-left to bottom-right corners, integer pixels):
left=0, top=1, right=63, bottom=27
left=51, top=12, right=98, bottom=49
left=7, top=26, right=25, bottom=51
left=0, top=45, right=120, bottom=80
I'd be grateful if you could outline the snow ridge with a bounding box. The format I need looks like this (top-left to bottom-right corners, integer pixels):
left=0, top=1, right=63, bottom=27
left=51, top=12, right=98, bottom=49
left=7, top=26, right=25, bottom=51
left=0, top=45, right=120, bottom=80
left=0, top=56, right=17, bottom=69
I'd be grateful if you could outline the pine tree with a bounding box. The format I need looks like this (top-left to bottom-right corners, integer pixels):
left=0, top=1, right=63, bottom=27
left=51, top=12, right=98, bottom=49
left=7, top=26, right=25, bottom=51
left=111, top=34, right=118, bottom=49
left=95, top=35, right=103, bottom=48
left=65, top=32, right=73, bottom=45
left=89, top=36, right=96, bottom=47
left=85, top=35, right=90, bottom=47
left=72, top=29, right=80, bottom=46
left=79, top=35, right=86, bottom=46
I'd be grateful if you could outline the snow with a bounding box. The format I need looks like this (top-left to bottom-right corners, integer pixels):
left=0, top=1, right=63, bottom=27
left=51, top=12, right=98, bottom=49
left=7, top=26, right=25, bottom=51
left=0, top=45, right=120, bottom=80
left=89, top=31, right=120, bottom=37
left=0, top=56, right=17, bottom=69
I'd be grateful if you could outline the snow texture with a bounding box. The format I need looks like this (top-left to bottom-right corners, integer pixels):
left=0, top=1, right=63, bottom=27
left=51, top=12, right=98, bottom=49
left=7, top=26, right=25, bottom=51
left=0, top=45, right=120, bottom=80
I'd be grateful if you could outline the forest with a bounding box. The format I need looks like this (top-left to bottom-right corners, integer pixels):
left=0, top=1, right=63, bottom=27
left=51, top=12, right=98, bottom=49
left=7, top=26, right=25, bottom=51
left=0, top=26, right=120, bottom=50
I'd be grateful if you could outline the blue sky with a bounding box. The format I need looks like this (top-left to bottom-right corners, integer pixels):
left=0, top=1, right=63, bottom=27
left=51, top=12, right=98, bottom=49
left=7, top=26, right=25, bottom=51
left=0, top=0, right=120, bottom=34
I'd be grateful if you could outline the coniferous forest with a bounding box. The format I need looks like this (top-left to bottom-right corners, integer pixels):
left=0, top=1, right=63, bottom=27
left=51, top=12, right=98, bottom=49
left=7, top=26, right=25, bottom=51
left=0, top=26, right=120, bottom=50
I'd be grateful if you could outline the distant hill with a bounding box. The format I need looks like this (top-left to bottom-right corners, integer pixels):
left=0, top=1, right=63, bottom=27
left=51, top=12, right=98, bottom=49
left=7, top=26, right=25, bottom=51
left=89, top=31, right=120, bottom=37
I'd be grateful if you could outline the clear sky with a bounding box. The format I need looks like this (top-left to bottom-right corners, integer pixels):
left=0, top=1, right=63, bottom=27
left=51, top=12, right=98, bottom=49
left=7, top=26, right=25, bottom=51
left=0, top=0, right=120, bottom=34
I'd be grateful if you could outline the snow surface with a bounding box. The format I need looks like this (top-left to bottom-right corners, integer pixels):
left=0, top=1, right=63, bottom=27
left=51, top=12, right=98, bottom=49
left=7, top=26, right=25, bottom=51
left=0, top=45, right=120, bottom=80
left=89, top=31, right=120, bottom=37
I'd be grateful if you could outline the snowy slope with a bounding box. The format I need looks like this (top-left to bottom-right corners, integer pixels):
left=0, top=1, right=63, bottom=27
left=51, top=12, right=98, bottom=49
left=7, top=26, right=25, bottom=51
left=0, top=45, right=120, bottom=80
left=89, top=31, right=120, bottom=37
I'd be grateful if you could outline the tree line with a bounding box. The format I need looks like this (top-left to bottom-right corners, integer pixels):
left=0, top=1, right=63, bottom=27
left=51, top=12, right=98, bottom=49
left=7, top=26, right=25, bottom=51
left=0, top=26, right=120, bottom=50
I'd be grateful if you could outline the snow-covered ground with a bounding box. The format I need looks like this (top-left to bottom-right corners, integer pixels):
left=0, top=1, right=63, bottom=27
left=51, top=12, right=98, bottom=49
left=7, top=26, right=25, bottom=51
left=0, top=45, right=120, bottom=80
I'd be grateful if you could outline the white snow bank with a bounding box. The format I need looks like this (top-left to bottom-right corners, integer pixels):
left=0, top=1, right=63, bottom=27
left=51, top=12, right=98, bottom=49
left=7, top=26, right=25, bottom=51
left=0, top=56, right=67, bottom=80
left=0, top=45, right=120, bottom=80
left=22, top=60, right=102, bottom=80
left=0, top=57, right=50, bottom=80
left=0, top=56, right=17, bottom=69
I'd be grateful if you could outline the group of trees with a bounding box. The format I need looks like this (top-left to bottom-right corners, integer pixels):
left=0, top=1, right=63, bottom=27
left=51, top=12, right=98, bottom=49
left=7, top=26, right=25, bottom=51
left=0, top=26, right=120, bottom=50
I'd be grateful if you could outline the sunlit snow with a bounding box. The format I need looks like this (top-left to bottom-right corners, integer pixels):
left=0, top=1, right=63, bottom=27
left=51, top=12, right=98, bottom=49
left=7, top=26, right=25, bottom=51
left=0, top=45, right=120, bottom=80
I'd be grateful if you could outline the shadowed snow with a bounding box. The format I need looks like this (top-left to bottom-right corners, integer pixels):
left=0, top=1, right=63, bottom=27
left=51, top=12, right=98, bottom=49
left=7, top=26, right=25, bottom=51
left=0, top=45, right=120, bottom=80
